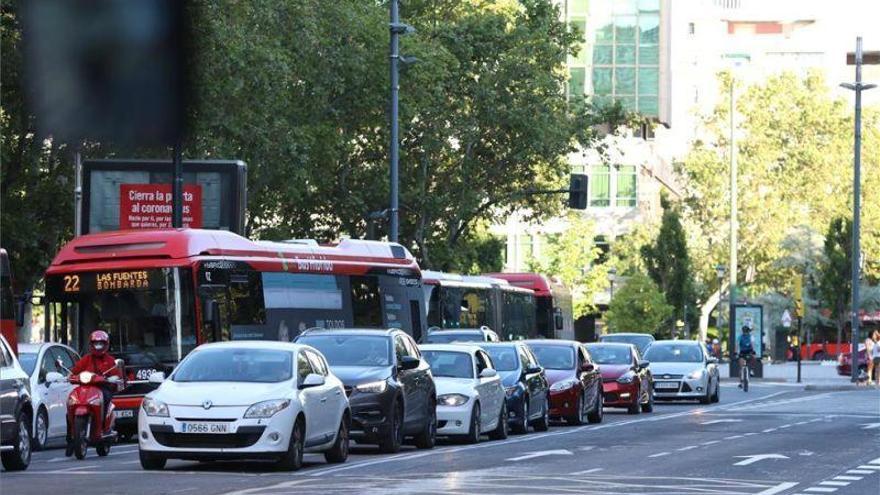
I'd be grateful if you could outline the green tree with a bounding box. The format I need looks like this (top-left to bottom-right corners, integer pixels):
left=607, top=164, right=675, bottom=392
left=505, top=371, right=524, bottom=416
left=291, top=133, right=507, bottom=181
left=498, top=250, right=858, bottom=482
left=605, top=273, right=673, bottom=336
left=817, top=217, right=852, bottom=356
left=526, top=214, right=608, bottom=318
left=641, top=196, right=694, bottom=332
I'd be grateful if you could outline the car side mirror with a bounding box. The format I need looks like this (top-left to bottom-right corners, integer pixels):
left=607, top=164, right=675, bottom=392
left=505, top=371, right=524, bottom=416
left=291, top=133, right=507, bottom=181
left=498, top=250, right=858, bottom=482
left=46, top=371, right=65, bottom=383
left=148, top=371, right=166, bottom=384
left=114, top=358, right=125, bottom=370
left=707, top=357, right=718, bottom=364
left=479, top=368, right=497, bottom=379
left=301, top=373, right=325, bottom=389
left=580, top=363, right=595, bottom=372
left=554, top=313, right=564, bottom=331
left=399, top=355, right=420, bottom=371
left=526, top=365, right=543, bottom=375
left=638, top=360, right=650, bottom=369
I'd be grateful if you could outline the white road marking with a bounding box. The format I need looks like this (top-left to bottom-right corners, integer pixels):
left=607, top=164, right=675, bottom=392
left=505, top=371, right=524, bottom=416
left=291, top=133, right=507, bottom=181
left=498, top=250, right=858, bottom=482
left=700, top=419, right=742, bottom=425
left=762, top=428, right=777, bottom=433
left=57, top=464, right=98, bottom=472
left=846, top=469, right=873, bottom=474
left=857, top=464, right=880, bottom=470
left=804, top=488, right=837, bottom=493
left=701, top=440, right=721, bottom=446
left=743, top=432, right=758, bottom=436
left=733, top=454, right=789, bottom=466
left=860, top=422, right=880, bottom=429
left=832, top=476, right=861, bottom=481
left=506, top=449, right=572, bottom=462
left=819, top=481, right=849, bottom=486
left=871, top=456, right=880, bottom=464
left=724, top=435, right=744, bottom=440
left=677, top=445, right=698, bottom=451
left=778, top=424, right=792, bottom=429
left=648, top=452, right=671, bottom=458
left=569, top=467, right=603, bottom=475
left=755, top=482, right=799, bottom=495
left=795, top=421, right=809, bottom=425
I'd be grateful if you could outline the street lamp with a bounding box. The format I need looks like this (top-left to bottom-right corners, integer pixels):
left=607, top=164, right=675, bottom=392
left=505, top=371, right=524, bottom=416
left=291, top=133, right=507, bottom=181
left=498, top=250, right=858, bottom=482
left=608, top=267, right=618, bottom=301
left=715, top=264, right=726, bottom=339
left=675, top=320, right=685, bottom=340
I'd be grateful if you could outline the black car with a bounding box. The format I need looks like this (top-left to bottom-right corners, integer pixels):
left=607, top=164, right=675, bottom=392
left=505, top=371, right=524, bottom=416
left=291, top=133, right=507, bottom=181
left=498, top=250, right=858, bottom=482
left=477, top=342, right=549, bottom=434
left=1, top=335, right=31, bottom=471
left=295, top=328, right=437, bottom=453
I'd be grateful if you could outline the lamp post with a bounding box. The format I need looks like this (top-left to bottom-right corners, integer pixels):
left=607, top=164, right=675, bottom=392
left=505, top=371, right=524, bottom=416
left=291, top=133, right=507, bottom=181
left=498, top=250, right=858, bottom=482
left=841, top=37, right=877, bottom=382
left=608, top=267, right=618, bottom=301
left=715, top=264, right=726, bottom=351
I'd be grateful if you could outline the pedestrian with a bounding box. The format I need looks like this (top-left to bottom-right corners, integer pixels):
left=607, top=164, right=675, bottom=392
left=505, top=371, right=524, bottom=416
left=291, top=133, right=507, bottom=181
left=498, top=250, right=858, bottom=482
left=865, top=330, right=880, bottom=385
left=866, top=331, right=876, bottom=385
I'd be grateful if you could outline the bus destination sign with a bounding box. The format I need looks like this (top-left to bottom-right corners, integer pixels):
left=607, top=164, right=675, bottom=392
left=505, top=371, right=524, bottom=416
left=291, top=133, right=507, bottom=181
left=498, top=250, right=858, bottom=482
left=50, top=269, right=165, bottom=297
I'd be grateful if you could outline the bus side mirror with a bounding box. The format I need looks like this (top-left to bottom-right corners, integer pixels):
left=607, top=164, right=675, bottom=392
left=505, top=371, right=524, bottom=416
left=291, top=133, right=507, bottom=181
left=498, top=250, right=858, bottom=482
left=554, top=312, right=564, bottom=330
left=204, top=298, right=218, bottom=324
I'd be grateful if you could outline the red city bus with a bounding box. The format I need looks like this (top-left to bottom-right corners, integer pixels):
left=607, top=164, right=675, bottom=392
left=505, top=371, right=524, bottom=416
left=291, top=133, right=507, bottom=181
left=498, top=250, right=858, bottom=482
left=422, top=271, right=537, bottom=340
left=0, top=249, right=20, bottom=354
left=42, top=229, right=425, bottom=439
left=486, top=273, right=574, bottom=341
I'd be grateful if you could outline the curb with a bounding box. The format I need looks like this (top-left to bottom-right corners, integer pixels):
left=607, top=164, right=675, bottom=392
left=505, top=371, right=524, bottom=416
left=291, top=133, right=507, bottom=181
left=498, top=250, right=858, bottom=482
left=804, top=384, right=872, bottom=391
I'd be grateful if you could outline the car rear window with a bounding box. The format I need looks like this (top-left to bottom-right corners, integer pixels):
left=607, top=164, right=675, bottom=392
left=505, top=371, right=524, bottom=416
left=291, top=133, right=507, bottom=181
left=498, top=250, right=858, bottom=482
left=529, top=345, right=575, bottom=370
left=422, top=351, right=474, bottom=378
left=297, top=334, right=391, bottom=367
left=424, top=332, right=482, bottom=344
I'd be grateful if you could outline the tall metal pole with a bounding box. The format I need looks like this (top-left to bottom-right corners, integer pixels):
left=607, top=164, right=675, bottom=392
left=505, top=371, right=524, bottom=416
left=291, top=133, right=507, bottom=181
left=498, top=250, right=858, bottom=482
left=841, top=37, right=877, bottom=382
left=172, top=141, right=184, bottom=228
left=389, top=0, right=400, bottom=242
left=728, top=77, right=738, bottom=377
left=74, top=149, right=83, bottom=236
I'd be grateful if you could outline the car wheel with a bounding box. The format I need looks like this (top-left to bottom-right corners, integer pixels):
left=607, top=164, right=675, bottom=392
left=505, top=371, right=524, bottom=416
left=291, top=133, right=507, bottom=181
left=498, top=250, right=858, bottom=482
left=641, top=388, right=655, bottom=413
left=379, top=402, right=404, bottom=453
left=511, top=398, right=529, bottom=434
left=413, top=399, right=436, bottom=450
left=699, top=380, right=712, bottom=404
left=587, top=391, right=603, bottom=424
left=1, top=411, right=32, bottom=471
left=277, top=417, right=305, bottom=471
left=532, top=397, right=550, bottom=432
left=710, top=380, right=720, bottom=403
left=139, top=449, right=167, bottom=470
left=489, top=403, right=509, bottom=440
left=464, top=402, right=481, bottom=444
left=627, top=386, right=641, bottom=415
left=33, top=408, right=49, bottom=451
left=567, top=393, right=586, bottom=425
left=324, top=414, right=349, bottom=464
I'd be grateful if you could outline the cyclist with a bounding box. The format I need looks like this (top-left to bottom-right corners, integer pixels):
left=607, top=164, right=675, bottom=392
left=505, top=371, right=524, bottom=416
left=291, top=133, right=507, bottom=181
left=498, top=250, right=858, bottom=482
left=737, top=326, right=756, bottom=388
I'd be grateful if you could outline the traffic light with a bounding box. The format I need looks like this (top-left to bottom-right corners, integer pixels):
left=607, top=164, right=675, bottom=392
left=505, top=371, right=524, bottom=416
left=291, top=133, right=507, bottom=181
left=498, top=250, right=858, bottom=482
left=794, top=300, right=804, bottom=318
left=568, top=174, right=588, bottom=209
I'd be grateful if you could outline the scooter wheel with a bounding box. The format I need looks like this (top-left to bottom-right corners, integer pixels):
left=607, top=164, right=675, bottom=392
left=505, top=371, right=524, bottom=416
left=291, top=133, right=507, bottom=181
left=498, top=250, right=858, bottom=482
left=73, top=416, right=89, bottom=460
left=96, top=443, right=111, bottom=457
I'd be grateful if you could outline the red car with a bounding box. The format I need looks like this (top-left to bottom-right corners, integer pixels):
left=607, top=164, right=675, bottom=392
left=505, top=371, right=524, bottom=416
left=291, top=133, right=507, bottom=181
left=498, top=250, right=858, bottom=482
left=837, top=345, right=867, bottom=376
left=524, top=340, right=603, bottom=425
left=585, top=343, right=653, bottom=414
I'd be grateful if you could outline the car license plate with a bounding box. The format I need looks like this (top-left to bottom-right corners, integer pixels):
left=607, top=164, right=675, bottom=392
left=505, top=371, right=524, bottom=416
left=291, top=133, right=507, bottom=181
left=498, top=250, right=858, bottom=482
left=655, top=381, right=679, bottom=390
left=116, top=409, right=135, bottom=418
left=180, top=422, right=230, bottom=434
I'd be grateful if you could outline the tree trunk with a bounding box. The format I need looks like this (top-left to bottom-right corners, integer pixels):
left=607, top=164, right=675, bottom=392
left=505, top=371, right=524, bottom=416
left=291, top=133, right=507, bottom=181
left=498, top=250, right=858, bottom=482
left=698, top=283, right=727, bottom=342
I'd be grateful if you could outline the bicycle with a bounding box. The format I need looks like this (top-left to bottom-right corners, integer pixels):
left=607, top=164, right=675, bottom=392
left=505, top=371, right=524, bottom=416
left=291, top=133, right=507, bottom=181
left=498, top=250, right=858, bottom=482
left=737, top=351, right=755, bottom=392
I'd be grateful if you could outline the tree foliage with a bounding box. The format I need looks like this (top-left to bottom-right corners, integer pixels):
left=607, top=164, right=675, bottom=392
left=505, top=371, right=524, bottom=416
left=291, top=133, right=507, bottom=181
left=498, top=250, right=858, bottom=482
left=817, top=217, right=852, bottom=349
left=605, top=272, right=673, bottom=336
left=526, top=213, right=608, bottom=318
left=641, top=196, right=694, bottom=328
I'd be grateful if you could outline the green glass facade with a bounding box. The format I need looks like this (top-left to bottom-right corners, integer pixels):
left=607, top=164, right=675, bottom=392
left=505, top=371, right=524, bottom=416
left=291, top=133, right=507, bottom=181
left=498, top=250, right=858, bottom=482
left=565, top=0, right=660, bottom=118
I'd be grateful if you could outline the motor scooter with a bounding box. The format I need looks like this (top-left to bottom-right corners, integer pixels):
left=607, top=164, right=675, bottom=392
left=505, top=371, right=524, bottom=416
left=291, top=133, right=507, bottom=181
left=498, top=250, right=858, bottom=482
left=47, top=359, right=125, bottom=460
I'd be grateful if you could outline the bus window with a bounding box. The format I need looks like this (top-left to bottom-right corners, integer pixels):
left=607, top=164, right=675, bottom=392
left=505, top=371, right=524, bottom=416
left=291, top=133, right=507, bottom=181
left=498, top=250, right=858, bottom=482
left=350, top=276, right=382, bottom=327
left=228, top=271, right=266, bottom=326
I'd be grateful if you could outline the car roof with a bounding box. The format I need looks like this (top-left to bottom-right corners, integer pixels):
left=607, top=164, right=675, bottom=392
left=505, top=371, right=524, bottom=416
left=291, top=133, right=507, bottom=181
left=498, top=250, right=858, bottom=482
left=601, top=333, right=655, bottom=338
left=523, top=339, right=577, bottom=347
left=298, top=328, right=401, bottom=337
left=429, top=329, right=484, bottom=333
left=18, top=342, right=74, bottom=354
left=479, top=341, right=523, bottom=348
left=419, top=343, right=481, bottom=354
left=585, top=342, right=635, bottom=349
left=196, top=341, right=310, bottom=352
left=650, top=339, right=699, bottom=346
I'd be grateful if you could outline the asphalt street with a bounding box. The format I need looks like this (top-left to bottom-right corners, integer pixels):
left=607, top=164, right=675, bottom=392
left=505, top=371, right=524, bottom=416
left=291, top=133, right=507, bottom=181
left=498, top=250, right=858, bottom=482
left=2, top=384, right=878, bottom=495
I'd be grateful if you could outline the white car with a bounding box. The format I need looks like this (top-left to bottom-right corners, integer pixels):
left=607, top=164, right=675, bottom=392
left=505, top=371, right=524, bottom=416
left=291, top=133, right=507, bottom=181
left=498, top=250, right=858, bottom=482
left=419, top=344, right=507, bottom=443
left=138, top=341, right=350, bottom=471
left=17, top=343, right=80, bottom=450
left=643, top=340, right=720, bottom=404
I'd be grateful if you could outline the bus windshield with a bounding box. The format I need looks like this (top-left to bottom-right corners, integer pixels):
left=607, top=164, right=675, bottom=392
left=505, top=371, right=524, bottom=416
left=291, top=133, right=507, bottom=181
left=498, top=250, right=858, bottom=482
left=44, top=268, right=196, bottom=368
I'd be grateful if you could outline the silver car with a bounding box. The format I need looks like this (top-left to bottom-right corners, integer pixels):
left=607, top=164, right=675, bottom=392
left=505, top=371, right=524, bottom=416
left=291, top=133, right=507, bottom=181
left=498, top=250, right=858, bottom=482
left=643, top=340, right=720, bottom=404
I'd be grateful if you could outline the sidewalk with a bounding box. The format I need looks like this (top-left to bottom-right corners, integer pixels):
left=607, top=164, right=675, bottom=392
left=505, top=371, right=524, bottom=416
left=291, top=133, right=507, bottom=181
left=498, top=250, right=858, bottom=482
left=719, top=361, right=872, bottom=391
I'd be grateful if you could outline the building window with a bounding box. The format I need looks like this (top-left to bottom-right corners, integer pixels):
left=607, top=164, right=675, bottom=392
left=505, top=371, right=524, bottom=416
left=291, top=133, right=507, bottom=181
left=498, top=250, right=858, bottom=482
left=616, top=165, right=637, bottom=207
left=591, top=0, right=660, bottom=117
left=590, top=165, right=611, bottom=207
left=568, top=67, right=586, bottom=98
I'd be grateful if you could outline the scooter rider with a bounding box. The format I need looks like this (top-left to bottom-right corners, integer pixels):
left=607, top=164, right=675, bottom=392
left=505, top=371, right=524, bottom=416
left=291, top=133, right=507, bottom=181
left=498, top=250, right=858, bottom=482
left=69, top=330, right=123, bottom=452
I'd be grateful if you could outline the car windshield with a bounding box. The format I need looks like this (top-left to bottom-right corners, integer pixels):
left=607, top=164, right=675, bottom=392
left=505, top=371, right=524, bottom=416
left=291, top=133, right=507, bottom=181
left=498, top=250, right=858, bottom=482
left=529, top=345, right=574, bottom=370
left=18, top=352, right=37, bottom=375
left=586, top=345, right=632, bottom=365
left=297, top=335, right=391, bottom=367
left=644, top=344, right=703, bottom=363
left=173, top=348, right=293, bottom=383
left=422, top=350, right=474, bottom=378
left=481, top=345, right=519, bottom=371
left=424, top=332, right=481, bottom=344
left=601, top=335, right=653, bottom=353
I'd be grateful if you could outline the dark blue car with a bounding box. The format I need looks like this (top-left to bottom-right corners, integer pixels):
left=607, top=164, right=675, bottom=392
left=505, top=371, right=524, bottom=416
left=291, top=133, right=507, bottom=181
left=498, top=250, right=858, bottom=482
left=477, top=342, right=549, bottom=434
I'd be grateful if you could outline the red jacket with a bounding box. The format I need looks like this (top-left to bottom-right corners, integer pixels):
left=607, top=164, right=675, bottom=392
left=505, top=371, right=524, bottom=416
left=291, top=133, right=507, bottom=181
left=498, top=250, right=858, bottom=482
left=72, top=353, right=123, bottom=381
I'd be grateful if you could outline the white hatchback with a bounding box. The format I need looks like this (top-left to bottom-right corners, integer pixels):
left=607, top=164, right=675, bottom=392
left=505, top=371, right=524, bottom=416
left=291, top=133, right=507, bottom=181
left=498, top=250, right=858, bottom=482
left=419, top=344, right=507, bottom=443
left=138, top=341, right=350, bottom=471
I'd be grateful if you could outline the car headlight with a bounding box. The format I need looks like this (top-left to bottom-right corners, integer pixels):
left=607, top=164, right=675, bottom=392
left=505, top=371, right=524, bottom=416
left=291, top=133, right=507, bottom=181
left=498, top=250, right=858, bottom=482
left=437, top=394, right=469, bottom=407
left=505, top=385, right=520, bottom=397
left=142, top=397, right=169, bottom=417
left=355, top=380, right=388, bottom=394
left=550, top=379, right=579, bottom=391
left=687, top=369, right=705, bottom=380
left=616, top=372, right=636, bottom=384
left=244, top=399, right=291, bottom=418
left=79, top=371, right=94, bottom=384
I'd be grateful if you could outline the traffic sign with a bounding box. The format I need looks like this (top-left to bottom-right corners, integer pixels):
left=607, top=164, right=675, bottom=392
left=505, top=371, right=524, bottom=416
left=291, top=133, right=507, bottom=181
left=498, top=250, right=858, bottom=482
left=781, top=310, right=792, bottom=328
